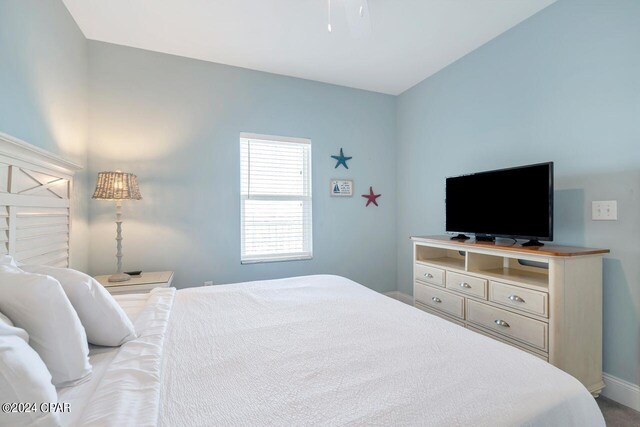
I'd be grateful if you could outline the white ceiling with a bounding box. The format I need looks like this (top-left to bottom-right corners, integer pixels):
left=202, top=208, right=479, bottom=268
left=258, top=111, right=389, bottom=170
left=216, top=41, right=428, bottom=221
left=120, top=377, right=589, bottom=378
left=63, top=0, right=556, bottom=95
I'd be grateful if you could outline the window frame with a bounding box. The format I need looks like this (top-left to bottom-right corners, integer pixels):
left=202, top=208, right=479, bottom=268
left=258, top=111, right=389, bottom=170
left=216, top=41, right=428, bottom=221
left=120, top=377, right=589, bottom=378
left=239, top=132, right=313, bottom=264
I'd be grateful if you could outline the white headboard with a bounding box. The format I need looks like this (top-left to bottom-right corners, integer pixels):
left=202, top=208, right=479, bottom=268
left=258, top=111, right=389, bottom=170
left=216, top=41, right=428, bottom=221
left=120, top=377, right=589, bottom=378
left=0, top=132, right=82, bottom=267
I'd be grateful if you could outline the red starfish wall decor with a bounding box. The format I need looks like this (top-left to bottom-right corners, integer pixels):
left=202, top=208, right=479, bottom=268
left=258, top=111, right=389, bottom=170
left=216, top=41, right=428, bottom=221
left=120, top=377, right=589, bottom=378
left=362, top=186, right=381, bottom=207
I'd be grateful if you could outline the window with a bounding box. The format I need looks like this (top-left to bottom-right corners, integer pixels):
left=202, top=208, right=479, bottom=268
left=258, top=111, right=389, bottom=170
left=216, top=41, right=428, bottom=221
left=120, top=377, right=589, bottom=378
left=240, top=133, right=312, bottom=263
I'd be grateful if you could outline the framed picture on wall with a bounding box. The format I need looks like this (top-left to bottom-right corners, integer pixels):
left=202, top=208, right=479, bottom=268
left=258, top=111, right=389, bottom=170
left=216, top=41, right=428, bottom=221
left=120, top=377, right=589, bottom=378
left=330, top=179, right=353, bottom=197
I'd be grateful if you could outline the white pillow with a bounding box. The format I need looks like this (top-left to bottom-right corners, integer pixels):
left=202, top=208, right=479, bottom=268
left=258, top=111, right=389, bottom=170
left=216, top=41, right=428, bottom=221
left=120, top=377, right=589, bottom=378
left=0, top=310, right=26, bottom=341
left=0, top=314, right=60, bottom=427
left=0, top=311, right=18, bottom=330
left=0, top=265, right=92, bottom=388
left=21, top=265, right=137, bottom=346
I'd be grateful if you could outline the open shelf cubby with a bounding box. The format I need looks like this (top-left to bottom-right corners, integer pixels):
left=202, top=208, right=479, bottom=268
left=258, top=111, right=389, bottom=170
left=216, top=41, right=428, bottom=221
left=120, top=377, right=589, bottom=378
left=467, top=253, right=549, bottom=290
left=415, top=245, right=465, bottom=271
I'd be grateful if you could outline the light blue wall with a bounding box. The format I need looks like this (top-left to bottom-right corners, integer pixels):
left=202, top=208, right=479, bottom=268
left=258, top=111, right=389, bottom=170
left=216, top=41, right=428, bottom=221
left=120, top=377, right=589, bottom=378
left=396, top=0, right=640, bottom=384
left=0, top=0, right=89, bottom=270
left=87, top=42, right=397, bottom=293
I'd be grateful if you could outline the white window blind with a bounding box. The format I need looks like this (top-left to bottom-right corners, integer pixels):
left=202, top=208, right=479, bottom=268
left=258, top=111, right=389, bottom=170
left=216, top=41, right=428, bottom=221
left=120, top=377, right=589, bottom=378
left=240, top=133, right=312, bottom=263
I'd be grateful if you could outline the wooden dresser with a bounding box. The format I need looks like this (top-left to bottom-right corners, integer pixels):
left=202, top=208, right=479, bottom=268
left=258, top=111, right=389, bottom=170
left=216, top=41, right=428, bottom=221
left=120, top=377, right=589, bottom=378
left=411, top=235, right=609, bottom=396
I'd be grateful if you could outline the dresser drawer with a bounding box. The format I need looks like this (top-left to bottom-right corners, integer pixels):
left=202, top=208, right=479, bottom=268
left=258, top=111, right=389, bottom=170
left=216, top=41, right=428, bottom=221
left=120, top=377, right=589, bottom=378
left=466, top=300, right=548, bottom=351
left=414, top=282, right=464, bottom=319
left=415, top=302, right=465, bottom=327
left=446, top=271, right=487, bottom=299
left=489, top=281, right=548, bottom=318
left=414, top=263, right=444, bottom=287
left=467, top=326, right=548, bottom=361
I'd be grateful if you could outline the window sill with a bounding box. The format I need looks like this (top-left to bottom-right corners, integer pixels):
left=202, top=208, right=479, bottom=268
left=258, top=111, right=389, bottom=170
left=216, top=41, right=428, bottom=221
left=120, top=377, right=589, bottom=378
left=241, top=255, right=313, bottom=264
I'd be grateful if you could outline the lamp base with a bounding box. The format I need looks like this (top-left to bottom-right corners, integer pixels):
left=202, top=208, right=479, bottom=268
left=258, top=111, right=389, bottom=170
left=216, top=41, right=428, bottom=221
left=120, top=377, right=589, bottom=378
left=108, top=273, right=131, bottom=282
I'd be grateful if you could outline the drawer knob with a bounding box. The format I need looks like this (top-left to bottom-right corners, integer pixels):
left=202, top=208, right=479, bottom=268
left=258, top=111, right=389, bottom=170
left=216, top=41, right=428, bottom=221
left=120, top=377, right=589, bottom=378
left=459, top=282, right=471, bottom=289
left=509, top=295, right=525, bottom=303
left=494, top=319, right=510, bottom=328
left=424, top=273, right=434, bottom=279
left=431, top=296, right=442, bottom=303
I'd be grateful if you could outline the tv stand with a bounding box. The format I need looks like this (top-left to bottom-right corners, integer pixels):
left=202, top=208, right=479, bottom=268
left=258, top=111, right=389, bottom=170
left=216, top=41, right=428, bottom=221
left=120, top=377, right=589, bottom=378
left=475, top=235, right=495, bottom=242
left=410, top=235, right=610, bottom=396
left=450, top=234, right=470, bottom=241
left=522, top=239, right=544, bottom=247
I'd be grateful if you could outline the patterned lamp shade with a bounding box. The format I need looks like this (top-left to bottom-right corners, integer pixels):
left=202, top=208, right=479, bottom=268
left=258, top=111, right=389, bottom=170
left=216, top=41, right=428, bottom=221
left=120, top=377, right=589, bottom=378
left=92, top=171, right=142, bottom=200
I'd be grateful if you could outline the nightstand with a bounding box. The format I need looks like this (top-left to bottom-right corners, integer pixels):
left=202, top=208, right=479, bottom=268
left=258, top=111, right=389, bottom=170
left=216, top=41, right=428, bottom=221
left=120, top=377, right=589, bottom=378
left=95, top=271, right=174, bottom=295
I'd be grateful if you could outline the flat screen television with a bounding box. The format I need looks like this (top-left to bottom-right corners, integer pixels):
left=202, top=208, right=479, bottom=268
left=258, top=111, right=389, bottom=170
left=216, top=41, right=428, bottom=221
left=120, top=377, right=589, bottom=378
left=445, top=162, right=553, bottom=246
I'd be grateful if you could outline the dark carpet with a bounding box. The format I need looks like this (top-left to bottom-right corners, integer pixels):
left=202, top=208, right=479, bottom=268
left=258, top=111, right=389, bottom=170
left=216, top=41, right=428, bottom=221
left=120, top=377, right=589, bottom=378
left=597, top=396, right=640, bottom=426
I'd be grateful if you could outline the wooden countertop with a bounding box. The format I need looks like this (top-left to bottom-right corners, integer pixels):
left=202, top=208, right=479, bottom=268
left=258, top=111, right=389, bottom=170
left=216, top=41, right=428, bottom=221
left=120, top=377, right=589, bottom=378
left=411, top=235, right=610, bottom=257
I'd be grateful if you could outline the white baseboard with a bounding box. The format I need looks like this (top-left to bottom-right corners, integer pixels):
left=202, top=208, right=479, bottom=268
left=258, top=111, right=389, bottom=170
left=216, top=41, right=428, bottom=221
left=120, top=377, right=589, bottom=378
left=384, top=291, right=414, bottom=306
left=601, top=373, right=640, bottom=411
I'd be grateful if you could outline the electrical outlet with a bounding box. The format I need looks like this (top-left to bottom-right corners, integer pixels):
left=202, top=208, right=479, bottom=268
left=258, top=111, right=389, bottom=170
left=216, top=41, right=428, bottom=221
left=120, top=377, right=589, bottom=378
left=203, top=281, right=214, bottom=286
left=592, top=201, right=617, bottom=221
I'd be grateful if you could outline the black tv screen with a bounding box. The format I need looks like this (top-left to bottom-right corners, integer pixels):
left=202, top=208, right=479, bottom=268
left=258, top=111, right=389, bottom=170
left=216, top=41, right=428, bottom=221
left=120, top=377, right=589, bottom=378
left=446, top=162, right=553, bottom=241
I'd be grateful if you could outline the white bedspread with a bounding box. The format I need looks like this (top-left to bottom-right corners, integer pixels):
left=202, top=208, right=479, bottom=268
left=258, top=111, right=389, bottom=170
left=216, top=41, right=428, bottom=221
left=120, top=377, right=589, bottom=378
left=57, top=293, right=151, bottom=426
left=159, top=275, right=604, bottom=426
left=76, top=288, right=175, bottom=426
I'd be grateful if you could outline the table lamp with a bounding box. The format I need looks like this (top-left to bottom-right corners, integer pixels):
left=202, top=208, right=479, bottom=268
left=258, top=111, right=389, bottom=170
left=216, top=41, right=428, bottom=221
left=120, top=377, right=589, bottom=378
left=92, top=171, right=142, bottom=282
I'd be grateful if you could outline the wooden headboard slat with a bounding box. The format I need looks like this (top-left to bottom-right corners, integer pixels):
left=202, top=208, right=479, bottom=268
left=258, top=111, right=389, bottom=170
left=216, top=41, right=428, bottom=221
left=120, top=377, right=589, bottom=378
left=0, top=132, right=82, bottom=267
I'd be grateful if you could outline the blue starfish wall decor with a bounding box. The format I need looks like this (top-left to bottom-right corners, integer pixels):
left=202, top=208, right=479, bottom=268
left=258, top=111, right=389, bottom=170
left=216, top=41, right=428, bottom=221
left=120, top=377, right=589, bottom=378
left=331, top=148, right=352, bottom=169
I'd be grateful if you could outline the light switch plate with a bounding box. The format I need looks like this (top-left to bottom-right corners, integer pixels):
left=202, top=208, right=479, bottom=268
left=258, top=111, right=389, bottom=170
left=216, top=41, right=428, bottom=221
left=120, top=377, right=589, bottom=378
left=592, top=201, right=617, bottom=221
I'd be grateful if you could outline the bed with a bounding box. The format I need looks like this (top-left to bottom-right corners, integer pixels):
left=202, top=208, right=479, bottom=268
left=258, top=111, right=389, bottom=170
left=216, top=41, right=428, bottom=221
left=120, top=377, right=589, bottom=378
left=58, top=275, right=604, bottom=426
